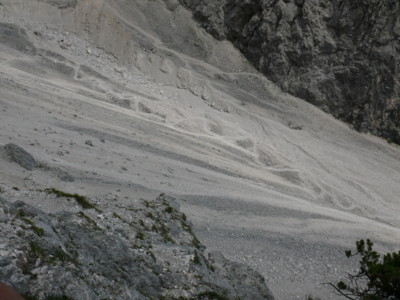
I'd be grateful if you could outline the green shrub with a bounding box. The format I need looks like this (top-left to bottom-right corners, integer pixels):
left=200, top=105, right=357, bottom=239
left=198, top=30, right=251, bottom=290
left=136, top=231, right=145, bottom=240
left=330, top=239, right=400, bottom=299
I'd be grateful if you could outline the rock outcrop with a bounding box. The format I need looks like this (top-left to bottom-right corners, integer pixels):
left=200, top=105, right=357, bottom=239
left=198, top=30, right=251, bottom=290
left=0, top=193, right=274, bottom=300
left=1, top=144, right=38, bottom=171
left=178, top=0, right=400, bottom=143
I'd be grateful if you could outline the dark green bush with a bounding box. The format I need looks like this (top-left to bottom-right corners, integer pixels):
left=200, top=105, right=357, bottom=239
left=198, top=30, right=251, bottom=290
left=330, top=239, right=400, bottom=300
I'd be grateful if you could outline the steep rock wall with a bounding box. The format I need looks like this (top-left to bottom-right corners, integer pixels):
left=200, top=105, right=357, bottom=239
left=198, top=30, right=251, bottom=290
left=178, top=0, right=400, bottom=143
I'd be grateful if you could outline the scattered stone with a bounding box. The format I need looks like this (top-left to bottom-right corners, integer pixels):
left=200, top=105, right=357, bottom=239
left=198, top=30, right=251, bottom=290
left=59, top=40, right=71, bottom=49
left=159, top=57, right=175, bottom=74
left=138, top=102, right=152, bottom=114
left=84, top=140, right=93, bottom=147
left=57, top=170, right=75, bottom=182
left=39, top=0, right=78, bottom=9
left=288, top=121, right=303, bottom=130
left=114, top=66, right=124, bottom=74
left=181, top=0, right=400, bottom=144
left=0, top=23, right=36, bottom=55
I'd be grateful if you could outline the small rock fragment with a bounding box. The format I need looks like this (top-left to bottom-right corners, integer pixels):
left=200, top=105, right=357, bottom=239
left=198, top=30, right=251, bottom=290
left=288, top=121, right=303, bottom=130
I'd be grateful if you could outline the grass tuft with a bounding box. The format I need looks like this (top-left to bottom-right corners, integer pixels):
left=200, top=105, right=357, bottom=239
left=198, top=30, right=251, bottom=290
left=29, top=241, right=45, bottom=258
left=77, top=212, right=101, bottom=230
left=136, top=231, right=145, bottom=240
left=22, top=218, right=45, bottom=237
left=48, top=248, right=74, bottom=265
left=46, top=188, right=95, bottom=209
left=193, top=252, right=201, bottom=265
left=164, top=206, right=174, bottom=214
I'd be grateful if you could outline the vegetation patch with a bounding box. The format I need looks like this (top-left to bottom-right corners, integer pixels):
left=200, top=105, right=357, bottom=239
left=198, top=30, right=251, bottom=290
left=158, top=223, right=175, bottom=244
left=29, top=241, right=46, bottom=259
left=144, top=200, right=155, bottom=208
left=146, top=212, right=154, bottom=219
left=164, top=205, right=174, bottom=214
left=330, top=239, right=400, bottom=299
left=112, top=212, right=123, bottom=220
left=19, top=241, right=45, bottom=274
left=136, top=231, right=145, bottom=240
left=192, top=252, right=201, bottom=265
left=77, top=212, right=101, bottom=230
left=181, top=213, right=187, bottom=221
left=48, top=248, right=77, bottom=266
left=46, top=188, right=95, bottom=209
left=180, top=221, right=201, bottom=249
left=26, top=241, right=77, bottom=268
left=22, top=218, right=45, bottom=237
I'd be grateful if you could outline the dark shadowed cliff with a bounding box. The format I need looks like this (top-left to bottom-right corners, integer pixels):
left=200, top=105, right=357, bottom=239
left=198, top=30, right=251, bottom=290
left=177, top=0, right=400, bottom=143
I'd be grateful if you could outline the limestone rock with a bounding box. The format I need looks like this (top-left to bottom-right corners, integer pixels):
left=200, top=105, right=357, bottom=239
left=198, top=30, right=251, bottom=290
left=0, top=193, right=274, bottom=300
left=178, top=0, right=400, bottom=144
left=2, top=144, right=38, bottom=171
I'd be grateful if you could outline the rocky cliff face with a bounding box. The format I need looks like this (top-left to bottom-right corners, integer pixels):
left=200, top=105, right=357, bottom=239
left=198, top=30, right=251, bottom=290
left=178, top=0, right=400, bottom=143
left=0, top=190, right=274, bottom=300
left=0, top=144, right=273, bottom=299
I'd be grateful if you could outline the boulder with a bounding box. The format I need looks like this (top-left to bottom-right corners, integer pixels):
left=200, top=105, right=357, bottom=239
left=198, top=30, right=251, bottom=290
left=3, top=144, right=38, bottom=171
left=0, top=193, right=274, bottom=299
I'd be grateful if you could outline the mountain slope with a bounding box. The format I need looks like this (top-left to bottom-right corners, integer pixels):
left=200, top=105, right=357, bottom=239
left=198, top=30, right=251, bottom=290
left=0, top=0, right=400, bottom=299
left=179, top=0, right=400, bottom=144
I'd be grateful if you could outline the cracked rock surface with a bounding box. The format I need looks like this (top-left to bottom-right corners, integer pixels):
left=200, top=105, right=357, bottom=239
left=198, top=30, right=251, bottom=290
left=0, top=193, right=274, bottom=300
left=179, top=0, right=400, bottom=143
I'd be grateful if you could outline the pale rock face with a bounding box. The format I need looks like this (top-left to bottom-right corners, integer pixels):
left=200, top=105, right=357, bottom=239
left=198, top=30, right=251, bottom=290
left=2, top=144, right=38, bottom=171
left=0, top=194, right=274, bottom=300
